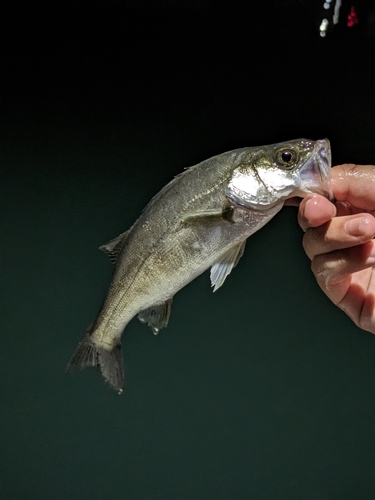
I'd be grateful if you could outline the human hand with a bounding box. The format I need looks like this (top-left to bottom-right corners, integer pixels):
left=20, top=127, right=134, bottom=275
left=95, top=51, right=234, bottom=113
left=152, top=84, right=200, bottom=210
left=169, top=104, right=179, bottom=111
left=298, top=164, right=375, bottom=334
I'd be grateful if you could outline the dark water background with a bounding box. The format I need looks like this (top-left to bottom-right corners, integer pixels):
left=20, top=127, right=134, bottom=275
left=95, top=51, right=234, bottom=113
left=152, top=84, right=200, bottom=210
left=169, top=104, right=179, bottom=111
left=3, top=1, right=375, bottom=498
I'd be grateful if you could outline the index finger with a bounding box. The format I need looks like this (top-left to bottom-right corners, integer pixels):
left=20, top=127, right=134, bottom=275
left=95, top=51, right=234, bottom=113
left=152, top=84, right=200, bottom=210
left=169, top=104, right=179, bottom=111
left=332, top=164, right=375, bottom=211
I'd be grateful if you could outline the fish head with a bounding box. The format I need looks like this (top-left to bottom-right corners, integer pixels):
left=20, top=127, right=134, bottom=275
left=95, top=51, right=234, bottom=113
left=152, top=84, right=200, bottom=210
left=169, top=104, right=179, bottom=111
left=226, top=138, right=333, bottom=210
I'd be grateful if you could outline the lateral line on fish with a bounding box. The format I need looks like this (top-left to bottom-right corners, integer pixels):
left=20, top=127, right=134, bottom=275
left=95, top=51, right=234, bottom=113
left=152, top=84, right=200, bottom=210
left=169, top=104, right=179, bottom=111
left=96, top=173, right=236, bottom=344
left=182, top=175, right=231, bottom=214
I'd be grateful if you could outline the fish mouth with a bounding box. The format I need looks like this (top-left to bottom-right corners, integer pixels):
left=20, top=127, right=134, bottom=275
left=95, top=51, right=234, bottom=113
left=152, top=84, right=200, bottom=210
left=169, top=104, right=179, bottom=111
left=297, top=139, right=334, bottom=201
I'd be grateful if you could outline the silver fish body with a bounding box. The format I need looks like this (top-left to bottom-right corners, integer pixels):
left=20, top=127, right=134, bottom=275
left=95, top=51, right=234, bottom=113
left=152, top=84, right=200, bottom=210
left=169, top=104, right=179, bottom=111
left=68, top=138, right=332, bottom=392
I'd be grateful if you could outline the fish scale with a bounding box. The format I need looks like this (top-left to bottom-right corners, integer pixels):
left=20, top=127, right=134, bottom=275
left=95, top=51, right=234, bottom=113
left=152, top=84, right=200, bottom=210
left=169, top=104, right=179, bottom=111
left=68, top=138, right=332, bottom=392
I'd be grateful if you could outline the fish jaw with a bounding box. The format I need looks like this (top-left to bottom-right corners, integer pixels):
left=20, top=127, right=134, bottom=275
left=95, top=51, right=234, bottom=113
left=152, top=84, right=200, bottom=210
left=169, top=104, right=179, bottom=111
left=293, top=139, right=333, bottom=201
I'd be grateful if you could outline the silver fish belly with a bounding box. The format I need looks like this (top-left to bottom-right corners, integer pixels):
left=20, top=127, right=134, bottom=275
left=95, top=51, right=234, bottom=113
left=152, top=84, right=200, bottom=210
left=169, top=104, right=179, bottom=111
left=68, top=138, right=332, bottom=392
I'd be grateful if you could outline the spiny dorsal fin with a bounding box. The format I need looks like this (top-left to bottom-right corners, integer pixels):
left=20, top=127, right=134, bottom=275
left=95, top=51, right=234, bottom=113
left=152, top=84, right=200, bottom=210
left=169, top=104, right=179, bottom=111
left=138, top=299, right=173, bottom=335
left=210, top=240, right=247, bottom=292
left=99, top=230, right=130, bottom=265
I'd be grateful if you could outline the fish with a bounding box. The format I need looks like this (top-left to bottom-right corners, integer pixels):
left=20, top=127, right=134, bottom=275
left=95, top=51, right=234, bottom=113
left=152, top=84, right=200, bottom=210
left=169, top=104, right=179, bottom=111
left=68, top=138, right=332, bottom=392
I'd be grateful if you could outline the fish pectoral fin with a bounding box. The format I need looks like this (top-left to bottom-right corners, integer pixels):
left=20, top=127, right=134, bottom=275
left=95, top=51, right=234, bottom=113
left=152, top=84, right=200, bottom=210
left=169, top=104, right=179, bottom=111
left=99, top=229, right=130, bottom=265
left=181, top=209, right=225, bottom=222
left=210, top=240, right=247, bottom=292
left=138, top=299, right=173, bottom=335
left=181, top=205, right=234, bottom=224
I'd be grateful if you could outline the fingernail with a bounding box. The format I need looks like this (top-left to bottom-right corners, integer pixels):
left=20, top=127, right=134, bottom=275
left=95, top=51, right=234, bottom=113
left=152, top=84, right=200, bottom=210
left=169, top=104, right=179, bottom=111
left=303, top=195, right=335, bottom=221
left=344, top=216, right=369, bottom=237
left=303, top=196, right=318, bottom=218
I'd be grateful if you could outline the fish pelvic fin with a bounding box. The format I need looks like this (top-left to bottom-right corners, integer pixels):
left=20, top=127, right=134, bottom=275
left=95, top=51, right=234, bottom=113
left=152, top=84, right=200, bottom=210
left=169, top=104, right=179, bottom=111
left=67, top=335, right=124, bottom=394
left=210, top=240, right=247, bottom=292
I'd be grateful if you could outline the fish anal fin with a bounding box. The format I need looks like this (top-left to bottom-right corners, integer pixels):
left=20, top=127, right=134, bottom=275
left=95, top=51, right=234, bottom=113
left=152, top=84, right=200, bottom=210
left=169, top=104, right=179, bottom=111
left=138, top=298, right=173, bottom=335
left=210, top=240, right=247, bottom=292
left=99, top=230, right=130, bottom=265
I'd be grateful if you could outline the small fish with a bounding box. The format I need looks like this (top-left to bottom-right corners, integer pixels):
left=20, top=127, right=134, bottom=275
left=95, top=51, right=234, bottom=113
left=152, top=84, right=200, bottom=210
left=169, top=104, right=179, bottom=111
left=68, top=138, right=332, bottom=392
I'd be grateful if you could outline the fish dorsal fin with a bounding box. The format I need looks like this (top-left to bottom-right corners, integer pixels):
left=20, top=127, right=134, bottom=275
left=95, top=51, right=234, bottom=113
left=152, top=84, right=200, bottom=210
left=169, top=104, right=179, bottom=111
left=138, top=299, right=173, bottom=335
left=99, top=230, right=130, bottom=265
left=210, top=240, right=247, bottom=292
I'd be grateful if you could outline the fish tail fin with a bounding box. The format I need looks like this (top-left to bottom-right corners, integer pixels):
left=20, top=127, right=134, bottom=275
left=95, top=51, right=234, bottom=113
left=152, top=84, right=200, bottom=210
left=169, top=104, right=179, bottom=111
left=97, top=344, right=124, bottom=394
left=67, top=335, right=124, bottom=394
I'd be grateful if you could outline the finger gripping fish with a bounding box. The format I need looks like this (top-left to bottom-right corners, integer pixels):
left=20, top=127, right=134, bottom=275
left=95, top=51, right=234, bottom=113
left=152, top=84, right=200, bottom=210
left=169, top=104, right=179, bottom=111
left=68, top=138, right=332, bottom=392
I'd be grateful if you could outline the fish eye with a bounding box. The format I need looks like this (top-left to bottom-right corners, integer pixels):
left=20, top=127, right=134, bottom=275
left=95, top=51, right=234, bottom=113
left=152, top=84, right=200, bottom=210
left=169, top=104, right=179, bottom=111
left=275, top=148, right=298, bottom=169
left=281, top=151, right=292, bottom=162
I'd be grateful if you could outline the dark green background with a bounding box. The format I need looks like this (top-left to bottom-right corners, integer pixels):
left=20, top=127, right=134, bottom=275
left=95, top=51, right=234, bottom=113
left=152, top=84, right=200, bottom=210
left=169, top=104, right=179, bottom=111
left=3, top=2, right=375, bottom=498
